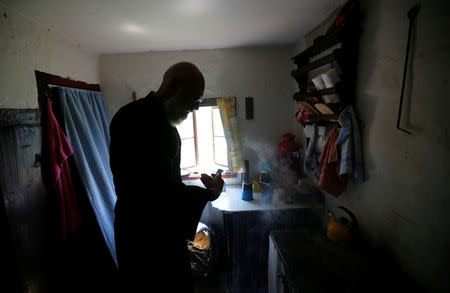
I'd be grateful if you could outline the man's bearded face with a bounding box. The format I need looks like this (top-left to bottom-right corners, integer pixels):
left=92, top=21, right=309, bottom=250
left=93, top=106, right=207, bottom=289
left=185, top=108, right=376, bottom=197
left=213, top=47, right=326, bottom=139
left=164, top=91, right=192, bottom=126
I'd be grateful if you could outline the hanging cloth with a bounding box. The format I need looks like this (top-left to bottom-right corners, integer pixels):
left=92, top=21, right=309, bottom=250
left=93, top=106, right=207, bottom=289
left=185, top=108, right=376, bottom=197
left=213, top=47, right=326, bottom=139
left=44, top=98, right=81, bottom=239
left=216, top=97, right=244, bottom=172
left=318, top=126, right=346, bottom=197
left=336, top=105, right=364, bottom=183
left=304, top=124, right=319, bottom=172
left=55, top=87, right=117, bottom=265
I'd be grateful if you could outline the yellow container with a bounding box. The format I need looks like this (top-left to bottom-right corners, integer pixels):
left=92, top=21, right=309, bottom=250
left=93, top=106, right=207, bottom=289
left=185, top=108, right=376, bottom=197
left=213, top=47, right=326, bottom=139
left=252, top=180, right=262, bottom=193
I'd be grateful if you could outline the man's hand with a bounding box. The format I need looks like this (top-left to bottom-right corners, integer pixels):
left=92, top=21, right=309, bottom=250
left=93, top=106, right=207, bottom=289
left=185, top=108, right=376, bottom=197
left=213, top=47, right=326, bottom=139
left=200, top=173, right=224, bottom=201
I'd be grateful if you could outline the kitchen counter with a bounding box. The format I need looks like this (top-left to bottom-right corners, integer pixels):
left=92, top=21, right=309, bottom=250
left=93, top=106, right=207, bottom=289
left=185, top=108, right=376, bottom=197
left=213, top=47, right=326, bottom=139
left=269, top=229, right=375, bottom=292
left=211, top=186, right=323, bottom=213
left=203, top=187, right=324, bottom=292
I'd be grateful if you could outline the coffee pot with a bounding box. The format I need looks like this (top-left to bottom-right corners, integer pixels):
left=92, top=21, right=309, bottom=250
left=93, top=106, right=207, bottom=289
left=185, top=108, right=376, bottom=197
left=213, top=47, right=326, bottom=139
left=326, top=206, right=359, bottom=245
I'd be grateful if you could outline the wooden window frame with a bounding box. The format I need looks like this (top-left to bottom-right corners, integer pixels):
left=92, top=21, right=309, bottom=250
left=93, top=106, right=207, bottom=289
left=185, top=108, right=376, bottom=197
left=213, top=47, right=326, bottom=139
left=180, top=111, right=198, bottom=169
left=211, top=106, right=228, bottom=168
left=180, top=98, right=236, bottom=179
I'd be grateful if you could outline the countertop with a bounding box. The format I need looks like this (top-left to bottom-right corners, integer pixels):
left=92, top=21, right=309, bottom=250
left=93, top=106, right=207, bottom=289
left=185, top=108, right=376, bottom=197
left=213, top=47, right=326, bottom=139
left=210, top=186, right=323, bottom=213
left=269, top=229, right=375, bottom=292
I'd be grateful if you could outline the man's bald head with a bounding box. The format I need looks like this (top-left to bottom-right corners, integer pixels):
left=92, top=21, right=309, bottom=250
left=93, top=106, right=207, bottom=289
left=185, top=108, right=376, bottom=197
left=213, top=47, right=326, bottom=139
left=155, top=62, right=205, bottom=125
left=157, top=62, right=205, bottom=100
left=163, top=62, right=204, bottom=84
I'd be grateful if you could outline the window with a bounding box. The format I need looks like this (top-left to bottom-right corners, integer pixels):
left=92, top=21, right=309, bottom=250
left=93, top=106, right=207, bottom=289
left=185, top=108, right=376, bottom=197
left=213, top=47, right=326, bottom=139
left=212, top=107, right=228, bottom=167
left=178, top=112, right=197, bottom=168
left=176, top=102, right=230, bottom=176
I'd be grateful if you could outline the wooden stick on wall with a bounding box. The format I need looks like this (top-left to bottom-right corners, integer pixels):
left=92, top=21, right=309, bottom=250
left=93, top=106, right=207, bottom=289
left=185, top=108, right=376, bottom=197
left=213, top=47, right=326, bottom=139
left=132, top=91, right=137, bottom=101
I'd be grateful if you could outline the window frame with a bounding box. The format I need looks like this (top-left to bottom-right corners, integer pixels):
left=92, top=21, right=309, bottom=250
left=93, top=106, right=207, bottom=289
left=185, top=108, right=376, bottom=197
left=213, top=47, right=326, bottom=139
left=179, top=111, right=198, bottom=169
left=179, top=98, right=237, bottom=180
left=211, top=106, right=228, bottom=168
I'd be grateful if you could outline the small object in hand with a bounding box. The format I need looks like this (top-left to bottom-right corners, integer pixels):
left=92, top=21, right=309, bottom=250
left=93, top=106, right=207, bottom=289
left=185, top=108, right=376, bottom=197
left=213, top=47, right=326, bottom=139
left=214, top=169, right=223, bottom=178
left=201, top=172, right=224, bottom=201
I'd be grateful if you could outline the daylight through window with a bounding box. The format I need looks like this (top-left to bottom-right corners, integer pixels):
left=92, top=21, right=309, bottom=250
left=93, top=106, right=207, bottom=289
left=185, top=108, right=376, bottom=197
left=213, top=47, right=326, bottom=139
left=176, top=105, right=229, bottom=175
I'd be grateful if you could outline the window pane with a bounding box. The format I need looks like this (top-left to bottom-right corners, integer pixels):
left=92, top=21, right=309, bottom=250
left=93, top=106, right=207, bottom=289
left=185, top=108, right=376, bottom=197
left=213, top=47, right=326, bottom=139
left=196, top=107, right=213, bottom=166
left=212, top=107, right=224, bottom=136
left=214, top=137, right=228, bottom=166
left=180, top=138, right=196, bottom=168
left=177, top=113, right=194, bottom=139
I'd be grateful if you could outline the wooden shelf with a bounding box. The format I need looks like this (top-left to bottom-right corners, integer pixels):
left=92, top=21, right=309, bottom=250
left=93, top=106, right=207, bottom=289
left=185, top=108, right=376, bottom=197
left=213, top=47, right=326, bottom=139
left=292, top=0, right=360, bottom=127
left=293, top=87, right=339, bottom=101
left=308, top=114, right=338, bottom=121
left=293, top=26, right=345, bottom=64
left=302, top=114, right=340, bottom=127
left=292, top=49, right=341, bottom=76
left=304, top=120, right=339, bottom=127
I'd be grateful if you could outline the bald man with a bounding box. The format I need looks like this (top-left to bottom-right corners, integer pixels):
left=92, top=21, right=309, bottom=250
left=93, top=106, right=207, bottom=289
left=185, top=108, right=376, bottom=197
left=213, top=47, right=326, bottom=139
left=109, top=62, right=224, bottom=292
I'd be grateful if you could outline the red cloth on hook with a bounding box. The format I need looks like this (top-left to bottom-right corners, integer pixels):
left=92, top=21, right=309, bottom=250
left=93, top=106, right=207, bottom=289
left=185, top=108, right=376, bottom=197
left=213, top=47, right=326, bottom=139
left=45, top=98, right=81, bottom=239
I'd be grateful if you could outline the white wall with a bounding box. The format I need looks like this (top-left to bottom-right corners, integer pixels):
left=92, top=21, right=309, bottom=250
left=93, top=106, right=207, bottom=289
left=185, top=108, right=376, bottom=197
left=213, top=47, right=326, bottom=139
left=99, top=46, right=298, bottom=177
left=0, top=3, right=99, bottom=109
left=347, top=1, right=450, bottom=290
left=296, top=0, right=450, bottom=290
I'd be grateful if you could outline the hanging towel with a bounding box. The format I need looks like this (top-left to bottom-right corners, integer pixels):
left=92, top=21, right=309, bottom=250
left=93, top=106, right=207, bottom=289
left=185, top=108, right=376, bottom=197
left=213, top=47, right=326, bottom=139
left=45, top=98, right=81, bottom=239
left=304, top=124, right=319, bottom=172
left=336, top=106, right=364, bottom=183
left=55, top=87, right=117, bottom=265
left=318, top=126, right=346, bottom=197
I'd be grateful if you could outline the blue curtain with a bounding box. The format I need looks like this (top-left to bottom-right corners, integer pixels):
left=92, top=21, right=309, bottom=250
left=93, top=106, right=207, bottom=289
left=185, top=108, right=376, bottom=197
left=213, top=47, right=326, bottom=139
left=56, top=87, right=117, bottom=266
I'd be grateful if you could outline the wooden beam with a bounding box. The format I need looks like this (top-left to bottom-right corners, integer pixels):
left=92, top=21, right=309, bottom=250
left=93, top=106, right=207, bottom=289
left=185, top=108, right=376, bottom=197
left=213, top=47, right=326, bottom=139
left=0, top=109, right=41, bottom=127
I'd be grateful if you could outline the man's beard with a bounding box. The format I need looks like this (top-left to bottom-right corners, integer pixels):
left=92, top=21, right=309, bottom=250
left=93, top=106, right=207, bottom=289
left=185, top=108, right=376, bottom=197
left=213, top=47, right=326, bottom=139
left=163, top=95, right=189, bottom=126
left=169, top=112, right=189, bottom=126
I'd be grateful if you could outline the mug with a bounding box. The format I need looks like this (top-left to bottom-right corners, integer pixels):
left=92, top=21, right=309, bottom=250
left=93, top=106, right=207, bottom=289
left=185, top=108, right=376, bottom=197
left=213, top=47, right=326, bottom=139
left=321, top=68, right=340, bottom=88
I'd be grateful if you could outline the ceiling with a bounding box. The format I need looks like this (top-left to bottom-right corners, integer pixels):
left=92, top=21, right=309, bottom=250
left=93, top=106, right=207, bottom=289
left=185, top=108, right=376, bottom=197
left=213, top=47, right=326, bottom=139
left=3, top=0, right=346, bottom=54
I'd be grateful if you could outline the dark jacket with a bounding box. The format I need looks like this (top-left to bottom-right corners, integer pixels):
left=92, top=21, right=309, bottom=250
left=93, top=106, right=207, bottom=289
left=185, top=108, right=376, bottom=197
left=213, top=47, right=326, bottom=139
left=109, top=92, right=212, bottom=292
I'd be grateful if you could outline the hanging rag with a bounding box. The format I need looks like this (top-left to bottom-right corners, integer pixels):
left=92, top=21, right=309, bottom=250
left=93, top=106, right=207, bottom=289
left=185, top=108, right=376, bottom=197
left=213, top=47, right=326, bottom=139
left=44, top=98, right=81, bottom=239
left=318, top=126, right=346, bottom=197
left=336, top=106, right=364, bottom=183
left=304, top=124, right=319, bottom=172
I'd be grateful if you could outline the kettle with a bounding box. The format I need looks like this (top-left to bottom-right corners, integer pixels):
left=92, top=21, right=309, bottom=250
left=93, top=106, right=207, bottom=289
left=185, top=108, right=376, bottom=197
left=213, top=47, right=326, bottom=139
left=326, top=206, right=359, bottom=245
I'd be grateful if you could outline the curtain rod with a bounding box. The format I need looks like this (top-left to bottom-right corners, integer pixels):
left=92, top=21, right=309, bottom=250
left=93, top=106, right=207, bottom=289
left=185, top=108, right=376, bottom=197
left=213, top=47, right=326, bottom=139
left=47, top=83, right=101, bottom=92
